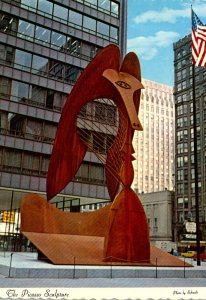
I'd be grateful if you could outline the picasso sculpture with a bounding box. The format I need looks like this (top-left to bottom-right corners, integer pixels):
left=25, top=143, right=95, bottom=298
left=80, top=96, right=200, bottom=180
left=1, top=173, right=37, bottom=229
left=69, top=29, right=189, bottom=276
left=20, top=45, right=150, bottom=264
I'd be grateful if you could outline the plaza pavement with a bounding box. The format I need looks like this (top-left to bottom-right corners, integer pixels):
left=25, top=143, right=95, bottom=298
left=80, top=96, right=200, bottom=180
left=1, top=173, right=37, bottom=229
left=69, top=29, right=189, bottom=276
left=0, top=252, right=206, bottom=299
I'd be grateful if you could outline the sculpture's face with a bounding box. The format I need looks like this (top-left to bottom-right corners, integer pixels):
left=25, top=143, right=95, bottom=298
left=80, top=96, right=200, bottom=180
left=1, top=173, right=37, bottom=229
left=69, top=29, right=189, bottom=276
left=103, top=69, right=143, bottom=131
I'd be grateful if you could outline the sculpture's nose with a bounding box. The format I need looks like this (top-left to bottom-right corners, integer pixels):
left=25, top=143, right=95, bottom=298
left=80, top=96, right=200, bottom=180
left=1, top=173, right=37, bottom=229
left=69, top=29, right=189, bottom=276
left=103, top=69, right=143, bottom=130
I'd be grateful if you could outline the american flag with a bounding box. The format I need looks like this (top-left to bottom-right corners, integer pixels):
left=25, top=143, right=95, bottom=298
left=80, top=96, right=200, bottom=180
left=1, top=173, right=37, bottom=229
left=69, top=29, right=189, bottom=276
left=192, top=9, right=206, bottom=66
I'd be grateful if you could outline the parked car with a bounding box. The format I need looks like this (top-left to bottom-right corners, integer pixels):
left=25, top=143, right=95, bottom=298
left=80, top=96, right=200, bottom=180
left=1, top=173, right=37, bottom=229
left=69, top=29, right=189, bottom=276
left=193, top=253, right=206, bottom=261
left=172, top=249, right=179, bottom=256
left=181, top=251, right=196, bottom=258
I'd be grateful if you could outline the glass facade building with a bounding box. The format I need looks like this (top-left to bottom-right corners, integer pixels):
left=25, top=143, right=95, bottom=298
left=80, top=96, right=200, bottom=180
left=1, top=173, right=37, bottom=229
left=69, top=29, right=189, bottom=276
left=0, top=0, right=127, bottom=211
left=173, top=35, right=206, bottom=242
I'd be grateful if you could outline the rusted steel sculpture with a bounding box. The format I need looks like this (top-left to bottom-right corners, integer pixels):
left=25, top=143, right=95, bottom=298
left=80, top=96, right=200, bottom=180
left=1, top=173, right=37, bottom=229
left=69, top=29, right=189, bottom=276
left=21, top=45, right=150, bottom=264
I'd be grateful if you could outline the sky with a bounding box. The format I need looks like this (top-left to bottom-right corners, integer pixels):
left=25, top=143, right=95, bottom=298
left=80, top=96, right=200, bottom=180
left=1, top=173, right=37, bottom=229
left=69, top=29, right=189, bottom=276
left=127, top=0, right=206, bottom=87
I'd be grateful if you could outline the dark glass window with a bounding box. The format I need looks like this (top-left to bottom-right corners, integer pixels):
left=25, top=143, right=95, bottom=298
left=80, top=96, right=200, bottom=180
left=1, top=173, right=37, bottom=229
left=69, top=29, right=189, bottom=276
left=35, top=26, right=51, bottom=45
left=98, top=0, right=110, bottom=11
left=0, top=14, right=17, bottom=33
left=83, top=16, right=96, bottom=32
left=97, top=21, right=109, bottom=36
left=110, top=26, right=118, bottom=41
left=69, top=10, right=82, bottom=27
left=51, top=32, right=66, bottom=49
left=14, top=50, right=32, bottom=71
left=53, top=4, right=68, bottom=23
left=38, top=0, right=53, bottom=16
left=32, top=55, right=48, bottom=75
left=21, top=0, right=37, bottom=11
left=18, top=21, right=35, bottom=41
left=11, top=81, right=29, bottom=102
left=111, top=1, right=119, bottom=16
left=0, top=44, right=14, bottom=66
left=0, top=77, right=11, bottom=99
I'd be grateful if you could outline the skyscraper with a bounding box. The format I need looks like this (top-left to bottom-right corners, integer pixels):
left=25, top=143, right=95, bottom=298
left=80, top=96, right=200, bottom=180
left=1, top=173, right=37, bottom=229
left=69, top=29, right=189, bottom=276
left=0, top=0, right=127, bottom=212
left=132, top=79, right=175, bottom=194
left=173, top=35, right=206, bottom=242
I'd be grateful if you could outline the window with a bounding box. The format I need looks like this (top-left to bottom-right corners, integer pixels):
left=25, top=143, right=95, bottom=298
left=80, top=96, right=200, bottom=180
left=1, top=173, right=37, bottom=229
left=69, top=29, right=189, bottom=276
left=90, top=163, right=104, bottom=183
left=32, top=55, right=48, bottom=75
left=86, top=0, right=97, bottom=6
left=0, top=13, right=17, bottom=33
left=111, top=1, right=119, bottom=16
left=98, top=0, right=110, bottom=11
left=184, top=197, right=188, bottom=209
left=30, top=86, right=46, bottom=106
left=18, top=21, right=35, bottom=41
left=22, top=153, right=40, bottom=174
left=0, top=44, right=14, bottom=66
left=83, top=16, right=96, bottom=32
left=191, top=182, right=195, bottom=194
left=75, top=162, right=105, bottom=184
left=97, top=21, right=109, bottom=37
left=11, top=81, right=29, bottom=102
left=44, top=123, right=56, bottom=141
left=177, top=183, right=184, bottom=194
left=95, top=102, right=116, bottom=125
left=21, top=0, right=37, bottom=11
left=110, top=26, right=118, bottom=41
left=35, top=26, right=51, bottom=45
left=177, top=169, right=183, bottom=181
left=3, top=150, right=21, bottom=171
left=38, top=0, right=53, bottom=16
left=69, top=10, right=82, bottom=27
left=53, top=4, right=68, bottom=23
left=75, top=163, right=89, bottom=182
left=41, top=156, right=49, bottom=175
left=51, top=32, right=66, bottom=48
left=0, top=77, right=11, bottom=99
left=14, top=50, right=32, bottom=71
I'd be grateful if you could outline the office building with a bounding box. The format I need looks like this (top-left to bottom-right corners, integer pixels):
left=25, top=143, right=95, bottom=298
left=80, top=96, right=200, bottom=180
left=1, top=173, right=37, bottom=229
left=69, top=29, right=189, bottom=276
left=140, top=190, right=174, bottom=242
left=0, top=0, right=127, bottom=213
left=173, top=35, right=206, bottom=241
left=132, top=79, right=175, bottom=194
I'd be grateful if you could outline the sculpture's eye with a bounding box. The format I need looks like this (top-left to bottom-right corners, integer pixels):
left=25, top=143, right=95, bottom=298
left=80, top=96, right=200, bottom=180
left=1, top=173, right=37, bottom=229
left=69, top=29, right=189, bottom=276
left=115, top=81, right=131, bottom=89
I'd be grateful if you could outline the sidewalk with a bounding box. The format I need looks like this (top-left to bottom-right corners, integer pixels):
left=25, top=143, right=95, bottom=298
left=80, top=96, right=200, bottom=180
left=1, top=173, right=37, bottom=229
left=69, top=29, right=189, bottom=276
left=0, top=252, right=206, bottom=299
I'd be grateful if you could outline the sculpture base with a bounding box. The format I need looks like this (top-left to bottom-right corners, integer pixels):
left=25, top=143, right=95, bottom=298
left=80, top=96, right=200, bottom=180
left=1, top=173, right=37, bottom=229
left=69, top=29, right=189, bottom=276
left=22, top=231, right=191, bottom=267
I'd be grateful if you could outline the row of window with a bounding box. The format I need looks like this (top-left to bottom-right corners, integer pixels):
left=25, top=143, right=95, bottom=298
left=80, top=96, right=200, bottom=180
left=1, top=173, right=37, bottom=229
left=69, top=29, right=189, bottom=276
left=176, top=91, right=193, bottom=103
left=175, top=66, right=206, bottom=83
left=0, top=148, right=105, bottom=184
left=76, top=0, right=119, bottom=16
left=177, top=167, right=199, bottom=181
left=175, top=56, right=191, bottom=70
left=0, top=11, right=118, bottom=44
left=0, top=105, right=117, bottom=151
left=176, top=152, right=201, bottom=167
left=18, top=0, right=119, bottom=18
left=175, top=44, right=190, bottom=60
left=177, top=182, right=202, bottom=195
left=177, top=210, right=204, bottom=223
left=176, top=113, right=202, bottom=128
left=142, top=94, right=174, bottom=108
left=79, top=99, right=117, bottom=124
left=0, top=113, right=57, bottom=143
left=176, top=127, right=200, bottom=142
left=0, top=76, right=67, bottom=110
left=0, top=44, right=83, bottom=84
left=1, top=15, right=101, bottom=61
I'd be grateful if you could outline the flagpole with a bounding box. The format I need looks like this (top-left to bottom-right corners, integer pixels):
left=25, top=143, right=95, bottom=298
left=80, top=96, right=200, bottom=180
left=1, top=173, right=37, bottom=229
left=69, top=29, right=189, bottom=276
left=191, top=5, right=201, bottom=266
left=192, top=63, right=201, bottom=267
